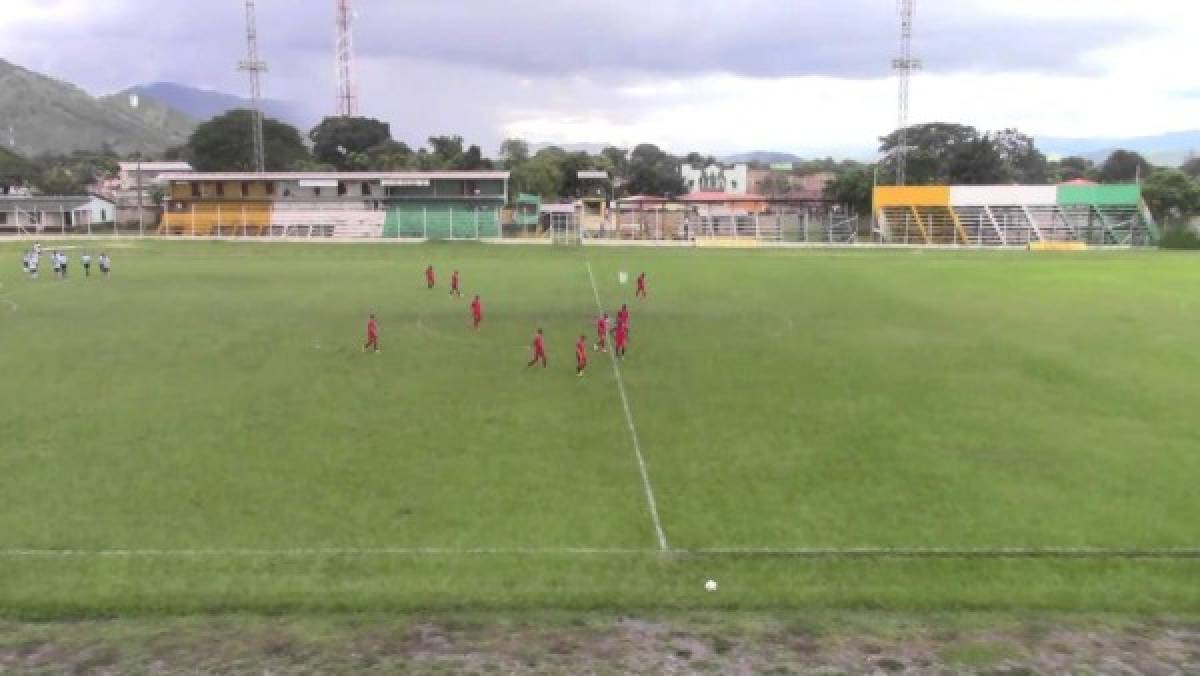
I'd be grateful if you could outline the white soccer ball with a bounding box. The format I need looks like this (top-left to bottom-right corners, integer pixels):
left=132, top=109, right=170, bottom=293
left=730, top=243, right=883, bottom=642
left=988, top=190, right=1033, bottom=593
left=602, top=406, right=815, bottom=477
left=704, top=579, right=718, bottom=592
left=618, top=272, right=629, bottom=284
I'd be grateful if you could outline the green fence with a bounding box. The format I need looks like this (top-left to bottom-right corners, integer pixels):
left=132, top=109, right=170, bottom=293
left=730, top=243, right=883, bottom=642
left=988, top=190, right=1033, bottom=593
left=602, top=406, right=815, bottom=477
left=383, top=205, right=501, bottom=239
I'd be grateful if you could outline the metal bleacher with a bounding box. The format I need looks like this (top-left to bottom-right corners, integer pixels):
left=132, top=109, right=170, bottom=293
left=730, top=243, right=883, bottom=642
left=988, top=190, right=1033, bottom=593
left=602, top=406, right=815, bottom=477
left=874, top=185, right=1158, bottom=248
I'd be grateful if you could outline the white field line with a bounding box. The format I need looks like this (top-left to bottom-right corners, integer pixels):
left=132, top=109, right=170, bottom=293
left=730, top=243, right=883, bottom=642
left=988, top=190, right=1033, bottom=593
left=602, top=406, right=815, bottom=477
left=0, top=546, right=1197, bottom=559
left=585, top=260, right=669, bottom=552
left=0, top=281, right=17, bottom=312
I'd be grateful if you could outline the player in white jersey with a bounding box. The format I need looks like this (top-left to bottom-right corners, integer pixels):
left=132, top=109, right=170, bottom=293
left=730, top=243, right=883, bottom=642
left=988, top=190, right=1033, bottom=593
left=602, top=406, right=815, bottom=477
left=81, top=253, right=92, bottom=277
left=99, top=253, right=111, bottom=278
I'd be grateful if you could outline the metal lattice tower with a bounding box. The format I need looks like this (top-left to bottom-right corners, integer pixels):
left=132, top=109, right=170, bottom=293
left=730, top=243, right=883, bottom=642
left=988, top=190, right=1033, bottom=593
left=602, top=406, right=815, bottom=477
left=335, top=0, right=359, bottom=117
left=891, top=0, right=921, bottom=186
left=237, top=0, right=268, bottom=173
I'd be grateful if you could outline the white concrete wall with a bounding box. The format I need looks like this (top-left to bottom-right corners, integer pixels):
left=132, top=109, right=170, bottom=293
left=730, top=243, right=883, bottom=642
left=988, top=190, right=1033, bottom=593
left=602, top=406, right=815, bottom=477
left=950, top=186, right=1057, bottom=206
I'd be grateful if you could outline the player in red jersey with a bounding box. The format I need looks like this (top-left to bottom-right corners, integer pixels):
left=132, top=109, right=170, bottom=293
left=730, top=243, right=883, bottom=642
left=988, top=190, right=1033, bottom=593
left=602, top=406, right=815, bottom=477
left=617, top=304, right=630, bottom=333
left=636, top=272, right=647, bottom=298
left=612, top=320, right=629, bottom=359
left=425, top=265, right=436, bottom=289
left=575, top=335, right=588, bottom=377
left=527, top=328, right=548, bottom=368
left=470, top=295, right=483, bottom=330
left=363, top=314, right=380, bottom=353
left=450, top=269, right=462, bottom=297
left=594, top=312, right=610, bottom=352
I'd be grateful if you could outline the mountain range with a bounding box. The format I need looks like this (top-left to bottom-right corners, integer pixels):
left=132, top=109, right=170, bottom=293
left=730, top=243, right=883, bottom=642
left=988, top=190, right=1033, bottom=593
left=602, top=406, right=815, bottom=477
left=122, top=82, right=312, bottom=131
left=0, top=58, right=195, bottom=157
left=1, top=57, right=1196, bottom=166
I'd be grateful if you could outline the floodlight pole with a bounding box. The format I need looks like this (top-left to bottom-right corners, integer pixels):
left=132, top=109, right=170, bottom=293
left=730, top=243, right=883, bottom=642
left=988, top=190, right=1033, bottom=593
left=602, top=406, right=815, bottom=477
left=238, top=0, right=268, bottom=173
left=891, top=0, right=921, bottom=186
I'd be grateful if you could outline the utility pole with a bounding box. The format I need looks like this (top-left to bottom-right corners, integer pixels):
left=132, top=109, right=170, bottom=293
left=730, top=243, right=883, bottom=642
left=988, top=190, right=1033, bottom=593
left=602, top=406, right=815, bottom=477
left=238, top=0, right=268, bottom=173
left=335, top=0, right=359, bottom=117
left=891, top=0, right=921, bottom=186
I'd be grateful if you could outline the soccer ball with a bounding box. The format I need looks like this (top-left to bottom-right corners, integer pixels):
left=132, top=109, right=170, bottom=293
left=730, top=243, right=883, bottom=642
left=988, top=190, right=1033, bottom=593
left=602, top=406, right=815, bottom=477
left=618, top=272, right=629, bottom=284
left=704, top=579, right=718, bottom=592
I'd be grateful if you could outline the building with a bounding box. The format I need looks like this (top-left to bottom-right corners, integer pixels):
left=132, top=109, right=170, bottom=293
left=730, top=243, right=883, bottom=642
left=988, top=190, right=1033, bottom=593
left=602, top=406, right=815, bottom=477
left=746, top=168, right=835, bottom=200
left=680, top=163, right=749, bottom=194
left=614, top=195, right=685, bottom=239
left=118, top=161, right=194, bottom=191
left=576, top=170, right=611, bottom=233
left=0, top=195, right=116, bottom=234
left=92, top=162, right=195, bottom=227
left=158, top=171, right=509, bottom=238
left=873, top=184, right=1158, bottom=247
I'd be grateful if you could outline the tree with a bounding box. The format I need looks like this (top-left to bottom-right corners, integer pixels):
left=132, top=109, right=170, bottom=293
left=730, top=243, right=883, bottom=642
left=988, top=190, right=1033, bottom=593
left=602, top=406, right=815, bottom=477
left=511, top=153, right=564, bottom=198
left=0, top=147, right=34, bottom=191
left=756, top=172, right=793, bottom=197
left=601, top=146, right=628, bottom=181
left=824, top=168, right=873, bottom=216
left=459, top=144, right=493, bottom=170
left=945, top=136, right=1007, bottom=185
left=309, top=116, right=393, bottom=169
left=1053, top=156, right=1096, bottom=182
left=188, top=110, right=311, bottom=171
left=1099, top=149, right=1152, bottom=183
left=990, top=128, right=1047, bottom=183
left=361, top=140, right=413, bottom=170
left=499, top=138, right=530, bottom=168
left=427, top=135, right=465, bottom=169
left=878, top=123, right=1047, bottom=185
left=1181, top=155, right=1200, bottom=180
left=625, top=144, right=683, bottom=196
left=1141, top=168, right=1200, bottom=226
left=879, top=122, right=980, bottom=184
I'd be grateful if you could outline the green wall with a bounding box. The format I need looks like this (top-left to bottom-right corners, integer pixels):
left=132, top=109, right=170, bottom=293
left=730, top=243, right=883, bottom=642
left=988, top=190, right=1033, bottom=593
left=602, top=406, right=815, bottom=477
left=1057, top=184, right=1141, bottom=206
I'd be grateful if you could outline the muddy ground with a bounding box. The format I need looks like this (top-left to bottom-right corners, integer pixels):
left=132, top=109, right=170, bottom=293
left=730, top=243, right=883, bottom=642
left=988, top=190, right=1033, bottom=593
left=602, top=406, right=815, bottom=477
left=1, top=613, right=1198, bottom=673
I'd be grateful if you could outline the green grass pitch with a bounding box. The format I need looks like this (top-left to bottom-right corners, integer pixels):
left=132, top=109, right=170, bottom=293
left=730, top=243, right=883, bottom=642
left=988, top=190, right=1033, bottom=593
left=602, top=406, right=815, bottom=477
left=1, top=240, right=1198, bottom=616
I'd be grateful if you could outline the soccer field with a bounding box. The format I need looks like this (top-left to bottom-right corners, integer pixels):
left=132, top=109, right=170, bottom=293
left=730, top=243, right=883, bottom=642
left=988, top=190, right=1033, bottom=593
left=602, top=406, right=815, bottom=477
left=1, top=240, right=1198, bottom=616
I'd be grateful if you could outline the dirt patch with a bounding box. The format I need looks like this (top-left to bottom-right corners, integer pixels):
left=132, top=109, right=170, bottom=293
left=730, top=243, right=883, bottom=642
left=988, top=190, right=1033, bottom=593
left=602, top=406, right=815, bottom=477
left=0, top=614, right=1198, bottom=673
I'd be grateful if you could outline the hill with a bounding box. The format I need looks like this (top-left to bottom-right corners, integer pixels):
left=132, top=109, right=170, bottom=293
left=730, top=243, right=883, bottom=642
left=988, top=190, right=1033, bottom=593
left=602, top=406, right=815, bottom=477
left=0, top=58, right=196, bottom=157
left=123, top=82, right=313, bottom=131
left=1039, top=130, right=1199, bottom=167
left=723, top=151, right=806, bottom=165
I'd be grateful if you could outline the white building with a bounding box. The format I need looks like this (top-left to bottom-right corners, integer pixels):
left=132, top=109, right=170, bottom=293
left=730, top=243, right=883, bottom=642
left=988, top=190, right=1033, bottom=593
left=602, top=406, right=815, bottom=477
left=680, top=163, right=749, bottom=195
left=118, top=161, right=193, bottom=191
left=0, top=195, right=116, bottom=233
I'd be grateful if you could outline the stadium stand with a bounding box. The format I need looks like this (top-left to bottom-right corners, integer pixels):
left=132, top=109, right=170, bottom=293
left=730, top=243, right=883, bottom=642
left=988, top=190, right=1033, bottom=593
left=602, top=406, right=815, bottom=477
left=157, top=172, right=509, bottom=239
left=874, top=184, right=1157, bottom=247
left=383, top=204, right=501, bottom=239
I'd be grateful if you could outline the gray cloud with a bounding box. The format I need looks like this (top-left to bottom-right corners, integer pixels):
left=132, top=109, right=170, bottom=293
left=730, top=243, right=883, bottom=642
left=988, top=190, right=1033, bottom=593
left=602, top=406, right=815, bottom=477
left=0, top=0, right=1169, bottom=154
left=346, top=0, right=1142, bottom=79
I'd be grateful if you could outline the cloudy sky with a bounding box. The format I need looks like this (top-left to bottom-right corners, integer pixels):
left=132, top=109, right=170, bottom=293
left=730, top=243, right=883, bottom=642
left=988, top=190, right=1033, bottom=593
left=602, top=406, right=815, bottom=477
left=2, top=0, right=1197, bottom=157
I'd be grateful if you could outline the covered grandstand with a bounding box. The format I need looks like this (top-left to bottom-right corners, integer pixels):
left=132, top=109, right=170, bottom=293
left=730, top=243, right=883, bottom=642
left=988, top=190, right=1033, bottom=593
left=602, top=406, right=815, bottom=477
left=873, top=184, right=1158, bottom=247
left=158, top=171, right=509, bottom=239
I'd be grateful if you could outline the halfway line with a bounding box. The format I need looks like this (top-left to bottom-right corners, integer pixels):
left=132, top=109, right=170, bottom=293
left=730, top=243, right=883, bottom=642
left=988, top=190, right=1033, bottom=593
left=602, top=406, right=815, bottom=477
left=585, top=260, right=669, bottom=551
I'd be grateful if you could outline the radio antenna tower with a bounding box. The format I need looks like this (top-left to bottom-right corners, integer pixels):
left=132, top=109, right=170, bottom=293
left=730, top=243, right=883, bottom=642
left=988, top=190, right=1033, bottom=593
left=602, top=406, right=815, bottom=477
left=335, top=0, right=359, bottom=117
left=891, top=0, right=921, bottom=186
left=237, top=0, right=268, bottom=173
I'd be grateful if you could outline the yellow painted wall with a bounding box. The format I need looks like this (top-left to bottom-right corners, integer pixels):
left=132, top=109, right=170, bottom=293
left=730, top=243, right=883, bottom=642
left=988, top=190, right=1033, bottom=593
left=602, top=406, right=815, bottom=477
left=873, top=186, right=951, bottom=208
left=161, top=202, right=273, bottom=235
